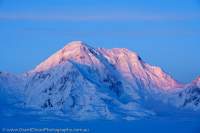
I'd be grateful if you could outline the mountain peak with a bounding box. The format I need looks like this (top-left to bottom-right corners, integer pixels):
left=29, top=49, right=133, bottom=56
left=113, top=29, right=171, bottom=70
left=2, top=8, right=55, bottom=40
left=61, top=41, right=94, bottom=55
left=112, top=48, right=141, bottom=59
left=63, top=41, right=88, bottom=50
left=33, top=41, right=180, bottom=91
left=33, top=41, right=95, bottom=72
left=98, top=47, right=142, bottom=63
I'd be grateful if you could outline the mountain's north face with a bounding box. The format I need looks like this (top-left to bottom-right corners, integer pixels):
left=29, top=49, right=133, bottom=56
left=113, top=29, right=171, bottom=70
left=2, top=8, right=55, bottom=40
left=0, top=41, right=200, bottom=120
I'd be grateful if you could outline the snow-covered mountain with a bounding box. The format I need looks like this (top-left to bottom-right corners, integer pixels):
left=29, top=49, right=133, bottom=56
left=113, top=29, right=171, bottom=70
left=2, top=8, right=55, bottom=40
left=0, top=41, right=199, bottom=120
left=0, top=72, right=26, bottom=105
left=177, top=77, right=200, bottom=110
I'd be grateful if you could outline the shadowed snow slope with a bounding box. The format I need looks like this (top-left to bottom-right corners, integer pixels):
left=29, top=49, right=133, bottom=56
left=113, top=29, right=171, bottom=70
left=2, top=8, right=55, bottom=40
left=0, top=41, right=199, bottom=120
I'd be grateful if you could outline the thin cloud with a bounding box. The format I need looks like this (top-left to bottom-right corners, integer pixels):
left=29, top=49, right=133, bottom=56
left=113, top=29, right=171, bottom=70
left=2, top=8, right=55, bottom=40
left=0, top=12, right=200, bottom=21
left=15, top=27, right=200, bottom=37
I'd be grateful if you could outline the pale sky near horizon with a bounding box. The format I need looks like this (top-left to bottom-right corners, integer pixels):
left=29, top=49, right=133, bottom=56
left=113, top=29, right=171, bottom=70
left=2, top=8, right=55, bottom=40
left=0, top=0, right=200, bottom=83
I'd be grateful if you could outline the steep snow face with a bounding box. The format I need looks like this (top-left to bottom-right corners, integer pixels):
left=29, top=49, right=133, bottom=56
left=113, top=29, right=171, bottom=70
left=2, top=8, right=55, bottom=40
left=25, top=61, right=153, bottom=120
left=26, top=62, right=114, bottom=119
left=98, top=48, right=181, bottom=91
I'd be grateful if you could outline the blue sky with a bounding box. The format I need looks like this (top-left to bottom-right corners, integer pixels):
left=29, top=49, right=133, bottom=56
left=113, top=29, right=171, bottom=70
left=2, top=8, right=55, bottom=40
left=0, top=0, right=200, bottom=83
